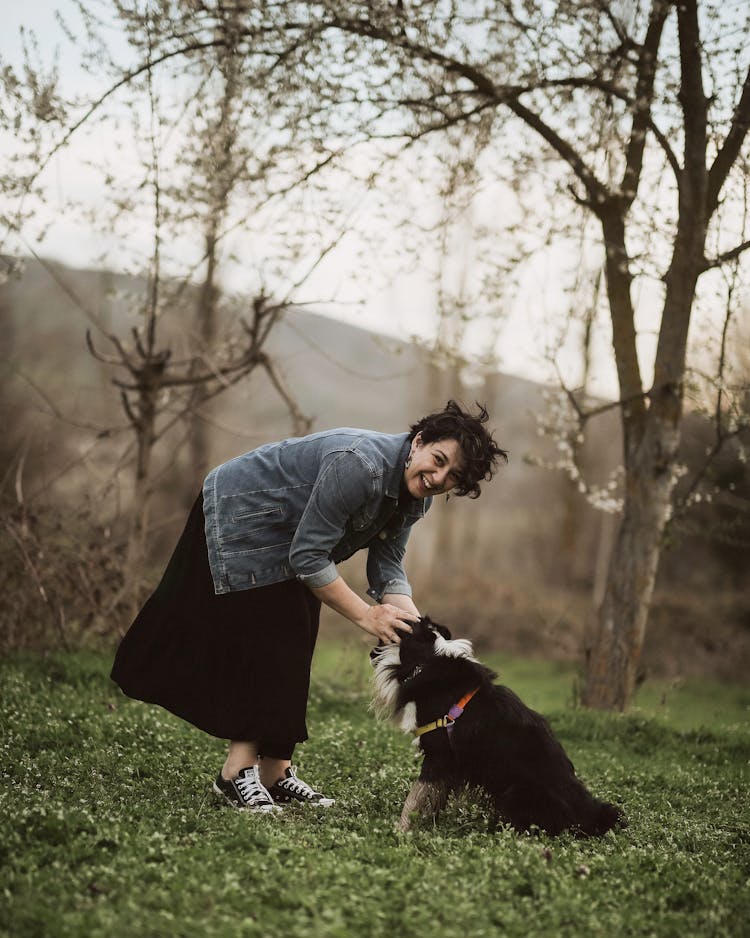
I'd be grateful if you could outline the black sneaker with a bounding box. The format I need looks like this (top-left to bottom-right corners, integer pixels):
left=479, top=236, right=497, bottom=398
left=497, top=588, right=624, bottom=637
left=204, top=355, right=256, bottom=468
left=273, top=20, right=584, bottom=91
left=212, top=765, right=279, bottom=813
left=266, top=766, right=335, bottom=807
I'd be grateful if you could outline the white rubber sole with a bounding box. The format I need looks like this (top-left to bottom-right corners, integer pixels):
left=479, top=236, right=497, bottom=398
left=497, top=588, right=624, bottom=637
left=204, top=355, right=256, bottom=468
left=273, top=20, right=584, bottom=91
left=273, top=796, right=335, bottom=808
left=212, top=781, right=281, bottom=813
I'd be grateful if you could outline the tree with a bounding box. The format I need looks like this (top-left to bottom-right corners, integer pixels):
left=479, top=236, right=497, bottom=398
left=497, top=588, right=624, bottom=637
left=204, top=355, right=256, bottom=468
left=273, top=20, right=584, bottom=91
left=0, top=1, right=348, bottom=617
left=311, top=0, right=750, bottom=708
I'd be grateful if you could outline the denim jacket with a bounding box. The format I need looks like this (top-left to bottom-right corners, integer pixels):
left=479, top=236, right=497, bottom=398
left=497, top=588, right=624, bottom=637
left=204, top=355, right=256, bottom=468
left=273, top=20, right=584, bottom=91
left=202, top=429, right=431, bottom=599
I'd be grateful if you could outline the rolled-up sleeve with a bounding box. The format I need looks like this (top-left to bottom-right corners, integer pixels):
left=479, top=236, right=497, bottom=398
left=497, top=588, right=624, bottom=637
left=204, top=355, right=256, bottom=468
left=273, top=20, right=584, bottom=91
left=290, top=450, right=374, bottom=588
left=365, top=525, right=413, bottom=602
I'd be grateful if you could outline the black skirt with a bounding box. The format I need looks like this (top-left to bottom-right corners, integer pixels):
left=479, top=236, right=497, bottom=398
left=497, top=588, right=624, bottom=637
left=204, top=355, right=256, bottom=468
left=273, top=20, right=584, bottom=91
left=111, top=494, right=321, bottom=747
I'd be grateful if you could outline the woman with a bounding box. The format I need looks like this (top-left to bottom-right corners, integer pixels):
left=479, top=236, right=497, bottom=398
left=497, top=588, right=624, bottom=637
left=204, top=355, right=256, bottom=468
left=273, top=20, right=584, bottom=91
left=111, top=400, right=506, bottom=813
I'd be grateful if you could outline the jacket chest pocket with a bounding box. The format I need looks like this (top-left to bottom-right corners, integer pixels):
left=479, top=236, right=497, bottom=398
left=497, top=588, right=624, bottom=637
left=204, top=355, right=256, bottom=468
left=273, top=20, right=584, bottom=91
left=221, top=503, right=284, bottom=542
left=350, top=507, right=375, bottom=532
left=232, top=505, right=282, bottom=524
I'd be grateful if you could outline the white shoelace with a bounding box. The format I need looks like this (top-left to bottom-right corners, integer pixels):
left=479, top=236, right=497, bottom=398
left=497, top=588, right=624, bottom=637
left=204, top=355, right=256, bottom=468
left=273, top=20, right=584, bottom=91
left=237, top=767, right=272, bottom=804
left=280, top=772, right=317, bottom=798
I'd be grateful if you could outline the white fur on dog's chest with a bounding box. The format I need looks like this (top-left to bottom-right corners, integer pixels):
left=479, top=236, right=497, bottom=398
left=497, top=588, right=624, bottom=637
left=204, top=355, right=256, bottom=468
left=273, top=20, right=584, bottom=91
left=399, top=701, right=417, bottom=733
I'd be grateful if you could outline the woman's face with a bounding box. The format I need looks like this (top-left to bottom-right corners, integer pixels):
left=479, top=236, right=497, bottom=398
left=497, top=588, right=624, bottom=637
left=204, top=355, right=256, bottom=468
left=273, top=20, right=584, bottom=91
left=404, top=433, right=465, bottom=499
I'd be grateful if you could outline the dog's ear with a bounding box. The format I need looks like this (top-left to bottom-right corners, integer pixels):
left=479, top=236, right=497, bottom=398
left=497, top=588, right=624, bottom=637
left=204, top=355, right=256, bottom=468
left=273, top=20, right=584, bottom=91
left=422, top=616, right=452, bottom=641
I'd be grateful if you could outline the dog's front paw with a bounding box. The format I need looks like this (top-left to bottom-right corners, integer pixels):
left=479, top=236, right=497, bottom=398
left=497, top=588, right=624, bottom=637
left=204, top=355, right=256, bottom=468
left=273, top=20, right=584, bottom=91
left=398, top=779, right=448, bottom=830
left=396, top=814, right=413, bottom=833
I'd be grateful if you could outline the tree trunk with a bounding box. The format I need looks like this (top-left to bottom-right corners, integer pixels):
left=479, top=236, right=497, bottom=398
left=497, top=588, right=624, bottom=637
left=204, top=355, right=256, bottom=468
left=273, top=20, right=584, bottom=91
left=582, top=422, right=677, bottom=709
left=186, top=35, right=239, bottom=502
left=186, top=228, right=219, bottom=501
left=123, top=383, right=158, bottom=620
left=583, top=244, right=701, bottom=709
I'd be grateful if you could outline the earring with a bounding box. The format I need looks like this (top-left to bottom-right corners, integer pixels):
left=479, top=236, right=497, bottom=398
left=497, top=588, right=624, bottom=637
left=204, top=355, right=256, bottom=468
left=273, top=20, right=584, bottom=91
left=405, top=455, right=412, bottom=468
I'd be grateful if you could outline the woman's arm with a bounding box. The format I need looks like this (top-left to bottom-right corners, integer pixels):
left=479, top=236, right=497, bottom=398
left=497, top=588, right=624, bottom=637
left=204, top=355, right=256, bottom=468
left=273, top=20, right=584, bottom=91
left=381, top=592, right=420, bottom=618
left=310, top=577, right=418, bottom=643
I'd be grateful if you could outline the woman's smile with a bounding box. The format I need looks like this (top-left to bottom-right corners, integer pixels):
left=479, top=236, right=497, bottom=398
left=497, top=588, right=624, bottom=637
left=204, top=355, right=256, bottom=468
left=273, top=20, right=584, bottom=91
left=418, top=471, right=441, bottom=495
left=405, top=436, right=464, bottom=499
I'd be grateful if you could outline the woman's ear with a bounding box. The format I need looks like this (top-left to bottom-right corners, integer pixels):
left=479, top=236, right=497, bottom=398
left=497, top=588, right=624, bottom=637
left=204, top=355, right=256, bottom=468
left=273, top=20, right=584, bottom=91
left=413, top=431, right=423, bottom=447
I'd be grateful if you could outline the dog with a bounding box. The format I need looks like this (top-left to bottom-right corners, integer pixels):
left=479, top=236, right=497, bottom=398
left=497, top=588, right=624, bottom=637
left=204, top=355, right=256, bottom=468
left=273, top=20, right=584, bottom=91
left=370, top=617, right=626, bottom=836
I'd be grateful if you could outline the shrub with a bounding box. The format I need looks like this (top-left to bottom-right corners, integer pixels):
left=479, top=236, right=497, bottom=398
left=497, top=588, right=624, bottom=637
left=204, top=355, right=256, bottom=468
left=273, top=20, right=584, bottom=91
left=0, top=495, right=128, bottom=652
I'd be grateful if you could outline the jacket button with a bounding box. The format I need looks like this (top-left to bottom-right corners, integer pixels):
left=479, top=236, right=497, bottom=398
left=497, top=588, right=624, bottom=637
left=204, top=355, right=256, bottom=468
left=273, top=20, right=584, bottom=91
left=378, top=531, right=387, bottom=539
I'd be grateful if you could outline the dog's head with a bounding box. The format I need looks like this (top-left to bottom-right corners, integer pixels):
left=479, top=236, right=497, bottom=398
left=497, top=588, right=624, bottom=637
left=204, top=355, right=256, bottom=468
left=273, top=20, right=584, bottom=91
left=369, top=616, right=476, bottom=720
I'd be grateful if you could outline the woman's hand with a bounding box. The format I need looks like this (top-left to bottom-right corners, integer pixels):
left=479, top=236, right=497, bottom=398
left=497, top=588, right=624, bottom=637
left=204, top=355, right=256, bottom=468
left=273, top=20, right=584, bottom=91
left=355, top=603, right=419, bottom=644
left=310, top=577, right=418, bottom=643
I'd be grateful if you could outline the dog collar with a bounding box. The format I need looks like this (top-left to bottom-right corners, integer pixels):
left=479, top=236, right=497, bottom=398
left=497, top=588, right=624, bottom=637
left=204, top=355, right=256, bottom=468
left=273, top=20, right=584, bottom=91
left=413, top=686, right=480, bottom=738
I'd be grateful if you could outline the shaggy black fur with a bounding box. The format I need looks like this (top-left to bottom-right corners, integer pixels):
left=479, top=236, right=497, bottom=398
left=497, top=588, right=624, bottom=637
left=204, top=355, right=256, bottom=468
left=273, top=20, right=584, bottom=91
left=370, top=617, right=626, bottom=837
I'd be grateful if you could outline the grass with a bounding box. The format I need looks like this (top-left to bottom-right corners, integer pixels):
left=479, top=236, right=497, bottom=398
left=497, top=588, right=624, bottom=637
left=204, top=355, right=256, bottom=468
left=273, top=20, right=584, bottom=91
left=1, top=638, right=748, bottom=938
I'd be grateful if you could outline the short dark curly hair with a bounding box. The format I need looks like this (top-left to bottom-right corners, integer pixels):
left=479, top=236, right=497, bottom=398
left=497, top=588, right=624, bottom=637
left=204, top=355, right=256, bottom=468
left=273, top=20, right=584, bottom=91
left=409, top=400, right=508, bottom=498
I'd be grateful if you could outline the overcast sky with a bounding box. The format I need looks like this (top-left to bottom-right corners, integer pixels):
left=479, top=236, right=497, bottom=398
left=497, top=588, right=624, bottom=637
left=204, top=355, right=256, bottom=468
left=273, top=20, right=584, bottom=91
left=3, top=1, right=717, bottom=401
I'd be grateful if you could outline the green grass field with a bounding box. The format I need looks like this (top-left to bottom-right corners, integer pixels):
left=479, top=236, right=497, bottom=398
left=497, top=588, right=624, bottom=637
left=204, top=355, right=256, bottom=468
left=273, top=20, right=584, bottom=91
left=1, top=638, right=748, bottom=937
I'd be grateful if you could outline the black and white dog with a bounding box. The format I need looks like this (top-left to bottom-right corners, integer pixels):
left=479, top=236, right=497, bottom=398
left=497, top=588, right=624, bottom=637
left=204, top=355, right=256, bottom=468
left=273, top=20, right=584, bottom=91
left=370, top=617, right=625, bottom=836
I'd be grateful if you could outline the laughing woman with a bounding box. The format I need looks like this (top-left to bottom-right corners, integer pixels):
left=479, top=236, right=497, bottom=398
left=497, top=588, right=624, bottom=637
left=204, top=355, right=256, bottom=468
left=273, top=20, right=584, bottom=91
left=111, top=400, right=507, bottom=813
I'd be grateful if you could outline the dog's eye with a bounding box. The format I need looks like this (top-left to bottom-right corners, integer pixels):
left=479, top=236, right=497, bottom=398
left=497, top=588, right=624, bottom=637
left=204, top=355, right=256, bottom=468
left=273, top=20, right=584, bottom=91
left=402, top=664, right=422, bottom=682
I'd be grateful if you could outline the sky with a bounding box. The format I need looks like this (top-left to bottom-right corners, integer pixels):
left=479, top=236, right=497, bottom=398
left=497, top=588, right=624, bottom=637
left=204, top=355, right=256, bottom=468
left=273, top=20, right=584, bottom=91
left=3, top=1, right=739, bottom=403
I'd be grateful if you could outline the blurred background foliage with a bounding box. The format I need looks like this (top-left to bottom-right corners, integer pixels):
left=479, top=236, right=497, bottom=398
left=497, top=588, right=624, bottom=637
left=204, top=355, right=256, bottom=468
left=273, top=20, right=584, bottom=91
left=2, top=257, right=748, bottom=680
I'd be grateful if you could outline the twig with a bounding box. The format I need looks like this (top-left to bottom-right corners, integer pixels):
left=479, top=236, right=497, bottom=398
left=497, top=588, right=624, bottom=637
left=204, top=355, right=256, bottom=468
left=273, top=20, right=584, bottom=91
left=701, top=238, right=750, bottom=271
left=261, top=357, right=312, bottom=436
left=13, top=367, right=125, bottom=434
left=4, top=521, right=47, bottom=603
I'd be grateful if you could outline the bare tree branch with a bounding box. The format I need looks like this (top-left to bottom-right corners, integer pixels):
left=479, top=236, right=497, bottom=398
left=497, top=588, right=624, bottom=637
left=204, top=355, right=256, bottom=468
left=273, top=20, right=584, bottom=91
left=11, top=368, right=125, bottom=435
left=86, top=329, right=127, bottom=368
left=701, top=239, right=750, bottom=271
left=505, top=97, right=609, bottom=209
left=261, top=357, right=312, bottom=436
left=22, top=241, right=109, bottom=332
left=620, top=0, right=670, bottom=208
left=706, top=64, right=750, bottom=217
left=18, top=19, right=327, bottom=198
left=554, top=358, right=653, bottom=426
left=676, top=0, right=708, bottom=207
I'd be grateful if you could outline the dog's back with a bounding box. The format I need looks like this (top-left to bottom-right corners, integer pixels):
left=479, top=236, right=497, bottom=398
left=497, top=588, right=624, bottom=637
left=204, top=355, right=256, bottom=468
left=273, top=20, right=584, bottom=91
left=454, top=683, right=625, bottom=836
